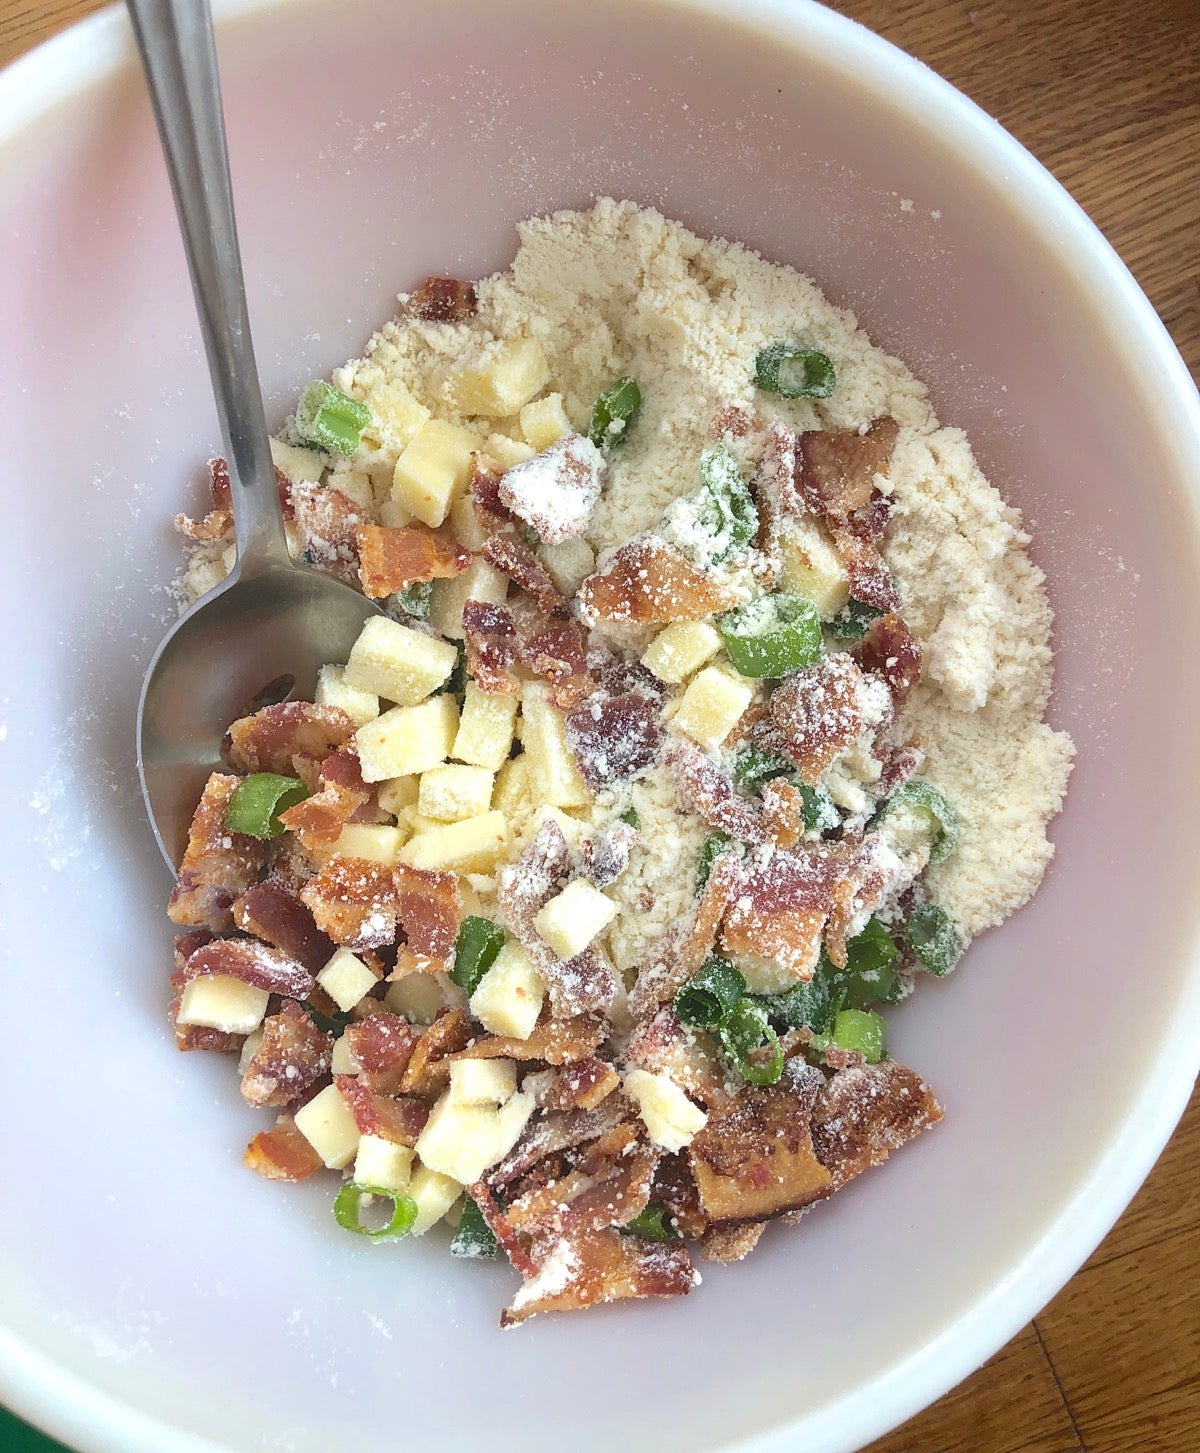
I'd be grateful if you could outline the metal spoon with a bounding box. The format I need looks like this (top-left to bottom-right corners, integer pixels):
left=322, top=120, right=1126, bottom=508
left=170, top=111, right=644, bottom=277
left=129, top=0, right=381, bottom=870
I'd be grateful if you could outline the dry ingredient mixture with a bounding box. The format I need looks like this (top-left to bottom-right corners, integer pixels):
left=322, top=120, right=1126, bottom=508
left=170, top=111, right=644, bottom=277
left=168, top=200, right=1074, bottom=1325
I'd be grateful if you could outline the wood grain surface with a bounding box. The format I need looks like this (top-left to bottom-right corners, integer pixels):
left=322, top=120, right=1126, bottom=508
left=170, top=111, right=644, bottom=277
left=2, top=2, right=1198, bottom=1451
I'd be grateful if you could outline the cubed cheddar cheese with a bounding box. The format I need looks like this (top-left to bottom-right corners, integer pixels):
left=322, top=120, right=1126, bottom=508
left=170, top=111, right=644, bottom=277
left=418, top=763, right=495, bottom=823
left=269, top=435, right=324, bottom=484
left=452, top=338, right=549, bottom=417
left=484, top=433, right=536, bottom=471
left=520, top=682, right=591, bottom=808
left=238, top=1028, right=264, bottom=1074
left=376, top=775, right=419, bottom=817
left=448, top=1057, right=517, bottom=1106
left=407, top=1165, right=464, bottom=1235
left=415, top=1088, right=535, bottom=1186
left=777, top=517, right=851, bottom=617
left=342, top=616, right=458, bottom=706
left=384, top=971, right=450, bottom=1025
left=316, top=947, right=380, bottom=1012
left=326, top=823, right=406, bottom=865
left=469, top=941, right=545, bottom=1040
left=355, top=694, right=460, bottom=782
left=526, top=804, right=590, bottom=854
left=492, top=753, right=533, bottom=818
left=672, top=667, right=754, bottom=751
left=331, top=1036, right=358, bottom=1075
left=353, top=1135, right=415, bottom=1194
left=642, top=620, right=723, bottom=684
left=314, top=664, right=380, bottom=727
left=399, top=811, right=508, bottom=874
left=363, top=380, right=431, bottom=452
left=534, top=878, right=618, bottom=960
left=452, top=683, right=518, bottom=770
left=293, top=1083, right=361, bottom=1169
left=539, top=536, right=595, bottom=597
left=448, top=493, right=489, bottom=552
left=428, top=558, right=509, bottom=641
left=623, top=1069, right=708, bottom=1153
left=379, top=496, right=415, bottom=530
left=519, top=393, right=572, bottom=451
left=392, top=419, right=480, bottom=527
left=177, top=975, right=269, bottom=1035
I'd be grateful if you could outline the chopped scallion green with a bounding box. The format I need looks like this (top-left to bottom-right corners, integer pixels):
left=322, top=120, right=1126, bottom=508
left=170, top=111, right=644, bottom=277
left=224, top=772, right=309, bottom=839
left=695, top=830, right=732, bottom=893
left=719, top=593, right=823, bottom=678
left=753, top=343, right=836, bottom=399
left=837, top=916, right=902, bottom=1008
left=829, top=1008, right=886, bottom=1063
left=449, top=1196, right=499, bottom=1258
left=333, top=1182, right=418, bottom=1240
left=450, top=915, right=505, bottom=995
left=731, top=744, right=795, bottom=793
left=798, top=782, right=840, bottom=834
left=294, top=381, right=371, bottom=454
left=698, top=444, right=758, bottom=558
left=620, top=1202, right=678, bottom=1241
left=394, top=580, right=432, bottom=619
left=718, top=997, right=784, bottom=1085
left=589, top=376, right=642, bottom=449
left=675, top=956, right=746, bottom=1030
left=907, top=903, right=961, bottom=977
left=874, top=779, right=958, bottom=863
left=829, top=598, right=885, bottom=641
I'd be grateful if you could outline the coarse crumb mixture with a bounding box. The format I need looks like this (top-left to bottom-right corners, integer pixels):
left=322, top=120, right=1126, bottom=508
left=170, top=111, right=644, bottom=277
left=168, top=200, right=1073, bottom=1325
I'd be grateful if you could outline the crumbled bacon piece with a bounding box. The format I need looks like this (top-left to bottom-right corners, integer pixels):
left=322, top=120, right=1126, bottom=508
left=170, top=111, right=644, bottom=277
left=578, top=535, right=737, bottom=624
left=277, top=748, right=372, bottom=851
left=590, top=651, right=668, bottom=704
left=506, top=1141, right=659, bottom=1238
left=233, top=878, right=336, bottom=973
left=342, top=1011, right=419, bottom=1094
left=513, top=603, right=592, bottom=708
left=856, top=611, right=922, bottom=709
left=334, top=1075, right=429, bottom=1145
left=240, top=1000, right=332, bottom=1108
left=449, top=1015, right=607, bottom=1067
left=760, top=778, right=806, bottom=849
left=875, top=742, right=924, bottom=799
left=824, top=831, right=917, bottom=969
left=584, top=820, right=638, bottom=889
left=666, top=740, right=769, bottom=845
left=707, top=403, right=758, bottom=441
left=225, top=702, right=357, bottom=777
left=651, top=1153, right=708, bottom=1241
left=168, top=773, right=267, bottom=932
left=719, top=843, right=853, bottom=980
left=625, top=1008, right=731, bottom=1110
left=700, top=1222, right=766, bottom=1263
left=749, top=420, right=804, bottom=587
left=545, top=1056, right=620, bottom=1111
left=400, top=1009, right=473, bottom=1096
left=469, top=454, right=514, bottom=529
left=628, top=850, right=740, bottom=1017
left=289, top=482, right=366, bottom=586
left=244, top=1114, right=323, bottom=1181
left=175, top=456, right=233, bottom=540
left=403, top=275, right=477, bottom=322
left=394, top=863, right=461, bottom=965
left=299, top=855, right=399, bottom=950
left=486, top=1099, right=630, bottom=1196
left=482, top=534, right=563, bottom=611
left=811, top=1061, right=943, bottom=1190
left=798, top=416, right=900, bottom=520
left=768, top=654, right=874, bottom=787
left=181, top=935, right=316, bottom=1000
left=356, top=522, right=471, bottom=598
left=565, top=692, right=662, bottom=792
left=461, top=600, right=519, bottom=693
left=498, top=434, right=605, bottom=544
left=828, top=520, right=902, bottom=613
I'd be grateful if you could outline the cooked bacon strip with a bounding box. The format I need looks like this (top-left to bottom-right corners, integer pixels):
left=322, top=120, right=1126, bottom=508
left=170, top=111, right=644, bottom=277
left=811, top=1060, right=943, bottom=1190
left=233, top=878, right=336, bottom=973
left=798, top=416, right=900, bottom=520
left=578, top=535, right=737, bottom=624
left=448, top=1015, right=607, bottom=1067
left=514, top=606, right=592, bottom=709
left=400, top=1009, right=474, bottom=1096
left=625, top=1007, right=731, bottom=1110
left=168, top=773, right=267, bottom=932
left=546, top=1056, right=621, bottom=1111
left=482, top=533, right=563, bottom=611
left=875, top=742, right=924, bottom=799
left=334, top=1075, right=428, bottom=1145
left=403, top=275, right=477, bottom=322
left=244, top=1114, right=324, bottom=1182
left=289, top=482, right=366, bottom=586
left=666, top=740, right=769, bottom=845
left=470, top=1183, right=540, bottom=1279
left=856, top=611, right=922, bottom=710
left=299, top=855, right=399, bottom=950
left=701, top=1222, right=766, bottom=1263
left=720, top=842, right=853, bottom=980
left=687, top=1062, right=831, bottom=1224
left=175, top=456, right=233, bottom=540
left=760, top=778, right=805, bottom=849
left=584, top=820, right=638, bottom=889
left=181, top=936, right=316, bottom=999
left=768, top=654, right=875, bottom=787
left=500, top=1225, right=694, bottom=1326
left=278, top=747, right=371, bottom=851
left=469, top=454, right=515, bottom=530
left=565, top=691, right=662, bottom=792
left=486, top=1099, right=631, bottom=1194
left=461, top=599, right=519, bottom=694
left=707, top=403, right=758, bottom=442
left=750, top=419, right=803, bottom=587
left=828, top=520, right=902, bottom=613
left=226, top=702, right=357, bottom=777
left=394, top=863, right=461, bottom=966
left=824, top=831, right=921, bottom=969
left=498, top=434, right=605, bottom=544
left=342, top=1011, right=419, bottom=1094
left=627, top=850, right=741, bottom=1018
left=651, top=1152, right=708, bottom=1241
left=356, top=522, right=471, bottom=598
left=240, top=1000, right=332, bottom=1107
left=506, top=1142, right=658, bottom=1238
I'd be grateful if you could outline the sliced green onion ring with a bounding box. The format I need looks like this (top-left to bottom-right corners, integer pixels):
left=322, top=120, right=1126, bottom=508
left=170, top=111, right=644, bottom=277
left=450, top=915, right=506, bottom=995
left=798, top=783, right=840, bottom=834
left=875, top=779, right=959, bottom=863
left=753, top=343, right=837, bottom=399
left=730, top=744, right=795, bottom=793
left=719, top=998, right=784, bottom=1086
left=830, top=1008, right=886, bottom=1064
left=394, top=580, right=432, bottom=619
left=224, top=772, right=310, bottom=839
left=620, top=1202, right=678, bottom=1241
left=675, top=956, right=746, bottom=1030
left=838, top=917, right=902, bottom=1008
left=719, top=593, right=823, bottom=678
left=829, top=598, right=885, bottom=641
left=619, top=807, right=641, bottom=829
left=907, top=903, right=962, bottom=977
left=589, top=376, right=642, bottom=449
left=450, top=1196, right=499, bottom=1259
left=295, top=381, right=372, bottom=454
left=698, top=444, right=758, bottom=558
left=761, top=969, right=836, bottom=1036
left=695, top=830, right=732, bottom=894
left=333, top=1182, right=418, bottom=1240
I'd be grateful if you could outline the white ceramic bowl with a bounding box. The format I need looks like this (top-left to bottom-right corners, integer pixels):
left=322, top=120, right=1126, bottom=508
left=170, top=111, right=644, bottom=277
left=2, top=3, right=1199, bottom=1451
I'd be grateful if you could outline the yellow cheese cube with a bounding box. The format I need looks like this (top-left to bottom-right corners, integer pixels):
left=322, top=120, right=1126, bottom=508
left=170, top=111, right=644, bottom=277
left=330, top=1036, right=358, bottom=1075
left=525, top=804, right=590, bottom=855
left=469, top=941, right=545, bottom=1039
left=398, top=810, right=508, bottom=873
left=177, top=975, right=269, bottom=1035
left=448, top=1057, right=517, bottom=1106
left=364, top=380, right=430, bottom=451
left=453, top=683, right=518, bottom=770
left=623, top=1069, right=708, bottom=1153
left=483, top=433, right=536, bottom=470
left=449, top=493, right=489, bottom=551
left=642, top=620, right=723, bottom=685
left=392, top=419, right=480, bottom=527
left=316, top=947, right=380, bottom=1012
left=314, top=664, right=379, bottom=727
left=418, top=763, right=495, bottom=822
left=379, top=496, right=414, bottom=529
left=415, top=1089, right=535, bottom=1185
left=384, top=971, right=449, bottom=1025
left=342, top=616, right=458, bottom=706
left=519, top=393, right=572, bottom=451
left=777, top=517, right=851, bottom=618
left=520, top=682, right=591, bottom=809
left=353, top=1135, right=415, bottom=1194
left=269, top=435, right=324, bottom=484
left=427, top=558, right=509, bottom=640
left=376, top=775, right=419, bottom=817
left=237, top=1028, right=264, bottom=1074
left=354, top=694, right=460, bottom=783
left=293, top=1083, right=360, bottom=1169
left=673, top=667, right=754, bottom=751
left=452, top=338, right=549, bottom=417
left=327, top=823, right=406, bottom=865
left=539, top=536, right=596, bottom=597
left=492, top=753, right=532, bottom=817
left=328, top=467, right=374, bottom=512
left=534, top=879, right=618, bottom=960
left=408, top=1165, right=463, bottom=1235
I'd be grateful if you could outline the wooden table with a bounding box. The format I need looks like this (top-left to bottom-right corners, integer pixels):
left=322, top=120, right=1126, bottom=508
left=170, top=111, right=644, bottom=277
left=2, top=3, right=1197, bottom=1451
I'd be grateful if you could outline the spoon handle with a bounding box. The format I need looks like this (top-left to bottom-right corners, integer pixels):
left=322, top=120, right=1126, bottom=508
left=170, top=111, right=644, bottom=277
left=126, top=0, right=291, bottom=576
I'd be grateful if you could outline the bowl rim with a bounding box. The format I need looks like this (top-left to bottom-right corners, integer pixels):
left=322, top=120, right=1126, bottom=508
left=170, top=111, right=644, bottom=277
left=2, top=2, right=1199, bottom=1451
